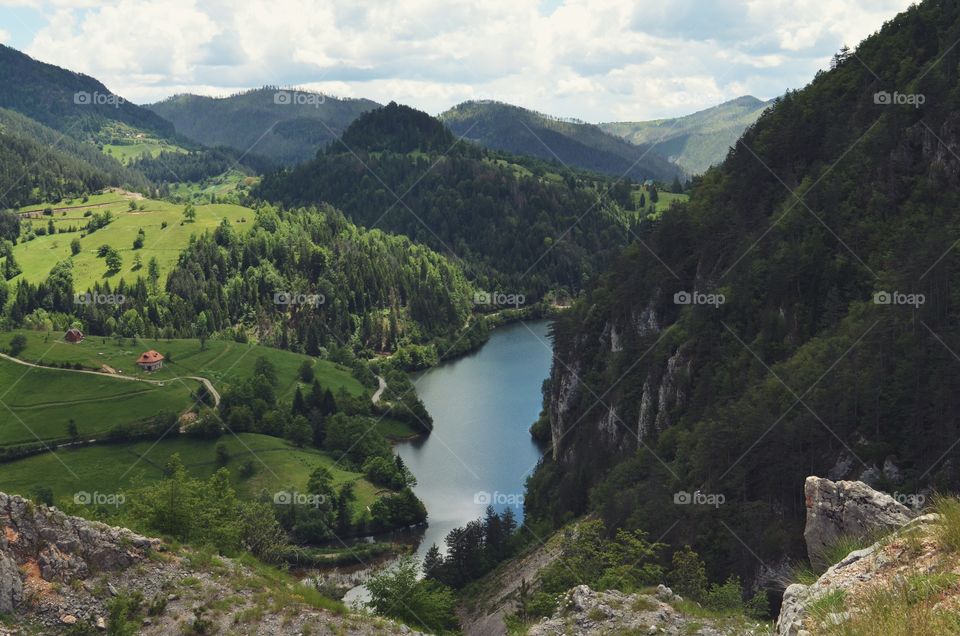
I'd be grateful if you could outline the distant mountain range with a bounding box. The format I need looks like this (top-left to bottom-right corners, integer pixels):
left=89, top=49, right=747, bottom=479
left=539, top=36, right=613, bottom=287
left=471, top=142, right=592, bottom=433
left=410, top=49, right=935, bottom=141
left=599, top=96, right=775, bottom=175
left=148, top=89, right=380, bottom=165
left=440, top=100, right=684, bottom=183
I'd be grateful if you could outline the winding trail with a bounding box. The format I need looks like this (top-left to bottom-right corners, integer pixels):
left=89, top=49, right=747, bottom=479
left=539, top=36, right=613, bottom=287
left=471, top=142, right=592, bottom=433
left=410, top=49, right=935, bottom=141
left=371, top=375, right=387, bottom=405
left=0, top=352, right=220, bottom=406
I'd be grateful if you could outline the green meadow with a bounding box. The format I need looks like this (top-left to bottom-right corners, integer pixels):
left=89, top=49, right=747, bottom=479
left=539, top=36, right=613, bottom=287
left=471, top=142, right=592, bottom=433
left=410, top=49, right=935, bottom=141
left=4, top=331, right=364, bottom=398
left=0, top=433, right=380, bottom=515
left=0, top=355, right=195, bottom=446
left=12, top=192, right=254, bottom=290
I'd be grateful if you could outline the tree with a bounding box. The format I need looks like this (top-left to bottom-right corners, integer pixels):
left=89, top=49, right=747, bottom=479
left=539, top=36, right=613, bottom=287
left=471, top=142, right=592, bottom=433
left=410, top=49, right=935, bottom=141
left=70, top=238, right=81, bottom=256
left=336, top=481, right=355, bottom=535
left=3, top=252, right=21, bottom=280
left=423, top=543, right=445, bottom=581
left=105, top=249, right=122, bottom=275
left=8, top=334, right=27, bottom=356
left=298, top=360, right=314, bottom=383
left=183, top=204, right=197, bottom=223
left=67, top=419, right=79, bottom=443
left=215, top=442, right=230, bottom=467
left=254, top=356, right=277, bottom=386
left=284, top=416, right=312, bottom=447
left=366, top=555, right=458, bottom=633
left=147, top=257, right=160, bottom=288
left=668, top=545, right=707, bottom=600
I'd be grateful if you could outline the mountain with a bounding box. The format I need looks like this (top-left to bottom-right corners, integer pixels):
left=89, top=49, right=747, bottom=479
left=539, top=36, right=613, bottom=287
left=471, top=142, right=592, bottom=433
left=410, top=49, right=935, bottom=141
left=0, top=107, right=150, bottom=208
left=527, top=0, right=960, bottom=588
left=148, top=88, right=379, bottom=165
left=600, top=96, right=775, bottom=175
left=440, top=100, right=684, bottom=182
left=0, top=44, right=174, bottom=139
left=256, top=102, right=639, bottom=297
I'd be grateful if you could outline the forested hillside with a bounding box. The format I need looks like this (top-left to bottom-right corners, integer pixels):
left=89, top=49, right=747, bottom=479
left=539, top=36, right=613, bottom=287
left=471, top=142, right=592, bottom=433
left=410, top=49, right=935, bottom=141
left=257, top=102, right=638, bottom=297
left=601, top=96, right=774, bottom=175
left=149, top=88, right=379, bottom=165
left=527, top=0, right=960, bottom=589
left=0, top=108, right=150, bottom=208
left=0, top=44, right=173, bottom=139
left=1, top=203, right=473, bottom=357
left=440, top=100, right=683, bottom=182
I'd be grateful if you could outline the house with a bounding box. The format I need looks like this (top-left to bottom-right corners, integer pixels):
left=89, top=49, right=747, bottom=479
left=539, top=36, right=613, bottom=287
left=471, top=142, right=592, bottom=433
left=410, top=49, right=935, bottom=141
left=64, top=328, right=84, bottom=344
left=136, top=350, right=165, bottom=372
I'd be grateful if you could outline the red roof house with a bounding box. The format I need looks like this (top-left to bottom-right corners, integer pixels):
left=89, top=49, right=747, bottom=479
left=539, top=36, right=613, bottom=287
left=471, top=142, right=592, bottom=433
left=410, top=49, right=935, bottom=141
left=65, top=328, right=84, bottom=343
left=136, top=350, right=165, bottom=371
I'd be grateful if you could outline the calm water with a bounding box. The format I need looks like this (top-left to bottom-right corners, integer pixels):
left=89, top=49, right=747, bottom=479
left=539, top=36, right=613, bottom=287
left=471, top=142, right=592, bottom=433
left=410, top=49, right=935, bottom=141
left=399, top=318, right=553, bottom=560
left=340, top=320, right=553, bottom=604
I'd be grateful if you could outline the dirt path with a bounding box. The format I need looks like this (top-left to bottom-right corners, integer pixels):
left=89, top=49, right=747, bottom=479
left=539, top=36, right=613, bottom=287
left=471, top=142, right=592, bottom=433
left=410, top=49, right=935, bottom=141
left=371, top=375, right=387, bottom=405
left=0, top=352, right=220, bottom=406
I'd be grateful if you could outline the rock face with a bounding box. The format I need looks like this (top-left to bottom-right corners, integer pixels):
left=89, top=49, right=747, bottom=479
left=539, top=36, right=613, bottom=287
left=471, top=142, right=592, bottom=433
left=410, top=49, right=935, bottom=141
left=803, top=476, right=913, bottom=568
left=0, top=492, right=160, bottom=601
left=528, top=585, right=767, bottom=636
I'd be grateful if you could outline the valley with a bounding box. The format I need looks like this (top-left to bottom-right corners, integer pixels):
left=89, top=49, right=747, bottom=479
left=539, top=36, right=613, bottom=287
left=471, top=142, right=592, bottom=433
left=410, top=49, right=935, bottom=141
left=0, top=1, right=958, bottom=633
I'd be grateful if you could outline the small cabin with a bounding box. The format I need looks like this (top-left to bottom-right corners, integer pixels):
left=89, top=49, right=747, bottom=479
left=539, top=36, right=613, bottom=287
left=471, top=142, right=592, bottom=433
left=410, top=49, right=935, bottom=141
left=65, top=328, right=84, bottom=344
left=136, top=350, right=164, bottom=372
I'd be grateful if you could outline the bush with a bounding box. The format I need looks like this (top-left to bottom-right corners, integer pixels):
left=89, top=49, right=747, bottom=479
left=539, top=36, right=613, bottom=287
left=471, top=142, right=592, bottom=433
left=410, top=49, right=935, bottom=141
left=668, top=545, right=707, bottom=600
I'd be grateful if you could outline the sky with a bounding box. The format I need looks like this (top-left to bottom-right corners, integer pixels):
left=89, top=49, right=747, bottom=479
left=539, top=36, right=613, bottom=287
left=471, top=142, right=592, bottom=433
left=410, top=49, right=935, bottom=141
left=0, top=0, right=915, bottom=122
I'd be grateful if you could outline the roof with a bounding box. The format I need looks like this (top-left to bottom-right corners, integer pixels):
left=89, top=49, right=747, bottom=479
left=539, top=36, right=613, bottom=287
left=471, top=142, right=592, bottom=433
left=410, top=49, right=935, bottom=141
left=66, top=328, right=83, bottom=335
left=136, top=350, right=165, bottom=364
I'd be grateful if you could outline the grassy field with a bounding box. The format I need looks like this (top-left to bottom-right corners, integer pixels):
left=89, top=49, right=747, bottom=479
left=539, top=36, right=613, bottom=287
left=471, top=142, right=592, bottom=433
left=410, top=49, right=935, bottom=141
left=168, top=170, right=257, bottom=200
left=0, top=433, right=380, bottom=515
left=632, top=188, right=689, bottom=217
left=12, top=192, right=255, bottom=290
left=3, top=331, right=365, bottom=401
left=0, top=355, right=196, bottom=447
left=102, top=140, right=186, bottom=164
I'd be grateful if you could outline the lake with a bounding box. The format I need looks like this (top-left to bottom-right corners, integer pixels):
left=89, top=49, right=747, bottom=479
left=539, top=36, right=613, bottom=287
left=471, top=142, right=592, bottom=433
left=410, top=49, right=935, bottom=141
left=398, top=318, right=553, bottom=560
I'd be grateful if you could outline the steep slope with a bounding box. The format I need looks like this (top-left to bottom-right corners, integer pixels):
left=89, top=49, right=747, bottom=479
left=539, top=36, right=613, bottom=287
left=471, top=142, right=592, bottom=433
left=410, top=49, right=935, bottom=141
left=0, top=44, right=174, bottom=139
left=441, top=100, right=683, bottom=182
left=600, top=96, right=775, bottom=175
left=0, top=491, right=417, bottom=634
left=257, top=102, right=637, bottom=297
left=148, top=88, right=379, bottom=165
left=527, top=0, right=960, bottom=588
left=0, top=108, right=150, bottom=208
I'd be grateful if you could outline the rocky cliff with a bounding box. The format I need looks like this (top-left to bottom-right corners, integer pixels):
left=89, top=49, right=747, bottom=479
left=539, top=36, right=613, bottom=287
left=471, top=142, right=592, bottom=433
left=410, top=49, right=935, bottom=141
left=525, top=0, right=960, bottom=586
left=0, top=492, right=414, bottom=635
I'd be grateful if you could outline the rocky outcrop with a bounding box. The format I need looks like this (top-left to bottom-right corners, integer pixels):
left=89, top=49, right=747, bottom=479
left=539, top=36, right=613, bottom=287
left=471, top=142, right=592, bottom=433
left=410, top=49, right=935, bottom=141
left=803, top=476, right=914, bottom=568
left=0, top=492, right=414, bottom=635
left=777, top=513, right=941, bottom=636
left=529, top=585, right=768, bottom=636
left=0, top=492, right=160, bottom=590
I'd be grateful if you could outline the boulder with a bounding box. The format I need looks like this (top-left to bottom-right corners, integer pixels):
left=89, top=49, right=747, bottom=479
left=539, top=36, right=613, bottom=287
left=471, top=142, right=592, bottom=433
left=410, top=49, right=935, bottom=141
left=803, top=476, right=913, bottom=568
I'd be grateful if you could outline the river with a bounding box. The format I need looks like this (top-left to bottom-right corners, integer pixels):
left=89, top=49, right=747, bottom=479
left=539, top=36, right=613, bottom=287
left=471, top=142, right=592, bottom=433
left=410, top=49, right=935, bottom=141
left=341, top=319, right=553, bottom=603
left=399, top=318, right=553, bottom=560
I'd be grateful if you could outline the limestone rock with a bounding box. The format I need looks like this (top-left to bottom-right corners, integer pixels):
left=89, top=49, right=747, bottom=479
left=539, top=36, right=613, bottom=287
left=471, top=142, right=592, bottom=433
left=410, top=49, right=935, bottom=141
left=803, top=476, right=913, bottom=568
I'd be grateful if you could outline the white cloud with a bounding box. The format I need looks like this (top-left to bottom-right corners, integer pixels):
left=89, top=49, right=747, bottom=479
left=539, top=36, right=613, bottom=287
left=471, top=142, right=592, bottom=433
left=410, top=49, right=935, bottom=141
left=16, top=0, right=916, bottom=121
left=0, top=28, right=9, bottom=43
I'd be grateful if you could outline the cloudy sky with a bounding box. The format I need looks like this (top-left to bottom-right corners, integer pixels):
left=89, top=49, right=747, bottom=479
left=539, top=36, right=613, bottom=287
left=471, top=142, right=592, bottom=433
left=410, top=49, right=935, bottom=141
left=0, top=0, right=913, bottom=122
